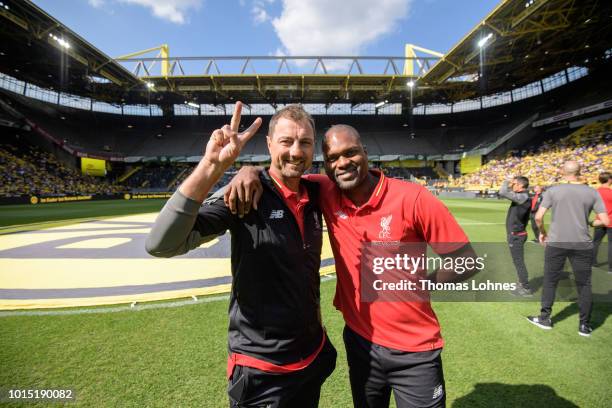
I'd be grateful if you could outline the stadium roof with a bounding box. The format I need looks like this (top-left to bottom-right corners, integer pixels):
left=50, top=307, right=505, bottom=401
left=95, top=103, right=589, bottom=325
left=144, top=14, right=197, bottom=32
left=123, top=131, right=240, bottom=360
left=0, top=0, right=144, bottom=100
left=1, top=0, right=611, bottom=108
left=419, top=0, right=612, bottom=103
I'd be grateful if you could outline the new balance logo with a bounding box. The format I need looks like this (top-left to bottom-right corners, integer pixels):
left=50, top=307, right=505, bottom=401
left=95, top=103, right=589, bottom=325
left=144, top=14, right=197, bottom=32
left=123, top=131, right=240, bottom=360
left=269, top=210, right=284, bottom=219
left=432, top=384, right=444, bottom=400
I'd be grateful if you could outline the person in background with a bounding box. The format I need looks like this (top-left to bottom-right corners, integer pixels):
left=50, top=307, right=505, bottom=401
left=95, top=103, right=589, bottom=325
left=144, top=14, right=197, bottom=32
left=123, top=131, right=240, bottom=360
left=593, top=171, right=612, bottom=273
left=530, top=185, right=545, bottom=243
left=499, top=176, right=533, bottom=296
left=528, top=161, right=609, bottom=337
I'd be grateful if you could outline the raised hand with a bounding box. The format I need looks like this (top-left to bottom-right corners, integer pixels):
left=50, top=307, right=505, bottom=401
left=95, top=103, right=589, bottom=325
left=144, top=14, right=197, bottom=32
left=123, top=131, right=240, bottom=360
left=204, top=102, right=262, bottom=170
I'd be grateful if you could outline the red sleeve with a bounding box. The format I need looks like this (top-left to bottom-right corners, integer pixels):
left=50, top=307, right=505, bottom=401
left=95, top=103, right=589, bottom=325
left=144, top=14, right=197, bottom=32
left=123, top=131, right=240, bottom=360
left=413, top=187, right=469, bottom=253
left=302, top=174, right=335, bottom=207
left=531, top=193, right=538, bottom=210
left=302, top=173, right=330, bottom=184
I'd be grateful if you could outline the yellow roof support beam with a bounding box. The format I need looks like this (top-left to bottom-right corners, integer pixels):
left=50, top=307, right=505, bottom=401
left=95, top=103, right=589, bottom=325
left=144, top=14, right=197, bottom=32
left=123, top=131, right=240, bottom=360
left=0, top=7, right=29, bottom=30
left=403, top=44, right=444, bottom=76
left=115, top=44, right=170, bottom=77
left=512, top=0, right=550, bottom=28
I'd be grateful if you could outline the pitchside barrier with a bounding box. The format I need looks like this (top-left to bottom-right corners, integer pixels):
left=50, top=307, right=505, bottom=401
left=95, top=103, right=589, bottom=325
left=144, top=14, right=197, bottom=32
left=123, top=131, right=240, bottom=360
left=1, top=191, right=508, bottom=206
left=437, top=191, right=478, bottom=199
left=0, top=193, right=174, bottom=206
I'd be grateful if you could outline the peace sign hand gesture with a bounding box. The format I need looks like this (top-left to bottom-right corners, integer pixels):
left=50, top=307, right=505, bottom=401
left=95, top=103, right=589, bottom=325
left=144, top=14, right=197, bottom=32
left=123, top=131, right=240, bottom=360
left=204, top=101, right=262, bottom=170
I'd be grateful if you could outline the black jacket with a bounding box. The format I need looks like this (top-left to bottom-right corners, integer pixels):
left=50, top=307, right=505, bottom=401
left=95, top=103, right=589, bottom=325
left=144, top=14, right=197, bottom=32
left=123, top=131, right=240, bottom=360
left=499, top=181, right=531, bottom=233
left=193, top=170, right=324, bottom=364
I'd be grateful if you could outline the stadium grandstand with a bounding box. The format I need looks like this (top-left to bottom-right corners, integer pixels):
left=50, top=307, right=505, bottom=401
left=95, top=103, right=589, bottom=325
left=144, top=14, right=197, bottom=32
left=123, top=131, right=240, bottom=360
left=1, top=0, right=611, bottom=203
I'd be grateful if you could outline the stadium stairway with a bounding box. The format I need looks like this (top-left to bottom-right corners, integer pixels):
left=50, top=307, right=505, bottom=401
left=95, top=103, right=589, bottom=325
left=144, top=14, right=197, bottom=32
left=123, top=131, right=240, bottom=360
left=562, top=119, right=612, bottom=146
left=167, top=167, right=190, bottom=190
left=118, top=166, right=142, bottom=183
left=483, top=113, right=539, bottom=155
left=434, top=163, right=449, bottom=179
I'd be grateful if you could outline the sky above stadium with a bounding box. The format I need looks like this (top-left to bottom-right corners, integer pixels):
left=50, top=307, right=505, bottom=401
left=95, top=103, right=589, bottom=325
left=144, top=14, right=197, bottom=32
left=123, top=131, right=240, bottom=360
left=31, top=0, right=499, bottom=63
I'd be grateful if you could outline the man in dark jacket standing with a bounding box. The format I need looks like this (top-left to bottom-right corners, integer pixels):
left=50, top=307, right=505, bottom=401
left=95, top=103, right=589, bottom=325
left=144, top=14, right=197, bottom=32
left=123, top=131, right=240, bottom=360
left=499, top=176, right=532, bottom=296
left=146, top=103, right=336, bottom=407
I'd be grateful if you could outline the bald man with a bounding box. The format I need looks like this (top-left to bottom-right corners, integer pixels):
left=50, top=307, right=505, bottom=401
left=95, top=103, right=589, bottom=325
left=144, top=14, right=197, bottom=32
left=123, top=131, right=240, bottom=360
left=527, top=161, right=609, bottom=337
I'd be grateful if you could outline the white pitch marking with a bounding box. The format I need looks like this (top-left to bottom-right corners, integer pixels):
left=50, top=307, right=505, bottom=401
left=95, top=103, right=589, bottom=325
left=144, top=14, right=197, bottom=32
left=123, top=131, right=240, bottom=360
left=0, top=295, right=231, bottom=317
left=0, top=277, right=340, bottom=317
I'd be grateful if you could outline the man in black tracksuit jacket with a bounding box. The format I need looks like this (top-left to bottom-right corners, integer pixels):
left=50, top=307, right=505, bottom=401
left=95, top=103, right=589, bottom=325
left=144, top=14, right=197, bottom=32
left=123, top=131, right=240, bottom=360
left=499, top=176, right=532, bottom=296
left=146, top=103, right=336, bottom=407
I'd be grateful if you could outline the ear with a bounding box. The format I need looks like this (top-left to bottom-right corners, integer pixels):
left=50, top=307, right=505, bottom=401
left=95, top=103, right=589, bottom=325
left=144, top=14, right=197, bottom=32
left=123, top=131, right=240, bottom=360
left=266, top=135, right=271, bottom=149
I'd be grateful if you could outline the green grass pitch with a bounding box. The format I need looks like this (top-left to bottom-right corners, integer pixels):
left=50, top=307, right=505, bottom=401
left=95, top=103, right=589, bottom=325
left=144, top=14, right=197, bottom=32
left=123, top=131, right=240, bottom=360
left=0, top=198, right=610, bottom=407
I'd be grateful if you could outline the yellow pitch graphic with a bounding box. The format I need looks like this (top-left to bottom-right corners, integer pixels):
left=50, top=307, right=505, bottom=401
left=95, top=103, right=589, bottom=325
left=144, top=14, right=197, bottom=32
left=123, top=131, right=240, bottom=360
left=0, top=214, right=336, bottom=310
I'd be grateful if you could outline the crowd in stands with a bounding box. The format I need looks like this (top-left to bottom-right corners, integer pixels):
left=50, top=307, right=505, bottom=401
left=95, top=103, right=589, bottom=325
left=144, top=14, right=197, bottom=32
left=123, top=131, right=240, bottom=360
left=382, top=166, right=436, bottom=181
left=3, top=119, right=608, bottom=198
left=165, top=165, right=238, bottom=193
left=125, top=163, right=190, bottom=190
left=0, top=144, right=124, bottom=197
left=447, top=120, right=612, bottom=190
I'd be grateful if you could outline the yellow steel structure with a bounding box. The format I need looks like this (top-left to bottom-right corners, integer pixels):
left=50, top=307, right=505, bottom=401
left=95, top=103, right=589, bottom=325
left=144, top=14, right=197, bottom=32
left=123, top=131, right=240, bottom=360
left=403, top=44, right=444, bottom=76
left=1, top=0, right=609, bottom=105
left=115, top=45, right=170, bottom=78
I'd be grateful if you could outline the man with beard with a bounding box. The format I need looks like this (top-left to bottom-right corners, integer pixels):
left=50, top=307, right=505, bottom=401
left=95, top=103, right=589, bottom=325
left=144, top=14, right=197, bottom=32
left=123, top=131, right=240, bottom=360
left=225, top=124, right=477, bottom=408
left=146, top=103, right=336, bottom=407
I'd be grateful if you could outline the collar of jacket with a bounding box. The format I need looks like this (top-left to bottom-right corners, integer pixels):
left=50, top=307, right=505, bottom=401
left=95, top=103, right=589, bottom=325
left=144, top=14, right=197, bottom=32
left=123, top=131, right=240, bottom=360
left=260, top=168, right=320, bottom=204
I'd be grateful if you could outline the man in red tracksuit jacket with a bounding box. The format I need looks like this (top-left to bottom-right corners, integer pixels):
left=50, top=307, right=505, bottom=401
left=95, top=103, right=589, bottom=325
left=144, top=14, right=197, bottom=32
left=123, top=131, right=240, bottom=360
left=225, top=124, right=479, bottom=408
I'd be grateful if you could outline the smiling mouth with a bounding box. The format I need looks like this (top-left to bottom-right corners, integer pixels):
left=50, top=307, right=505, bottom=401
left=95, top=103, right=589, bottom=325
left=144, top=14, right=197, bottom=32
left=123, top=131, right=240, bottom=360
left=337, top=169, right=357, bottom=179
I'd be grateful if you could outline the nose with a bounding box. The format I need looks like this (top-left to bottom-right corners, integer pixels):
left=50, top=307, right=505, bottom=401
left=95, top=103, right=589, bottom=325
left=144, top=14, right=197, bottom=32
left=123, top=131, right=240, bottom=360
left=336, top=155, right=351, bottom=169
left=289, top=141, right=304, bottom=160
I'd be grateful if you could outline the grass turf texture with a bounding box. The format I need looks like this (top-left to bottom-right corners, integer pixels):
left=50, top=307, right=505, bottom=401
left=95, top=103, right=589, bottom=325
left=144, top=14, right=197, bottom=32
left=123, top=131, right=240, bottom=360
left=0, top=198, right=610, bottom=407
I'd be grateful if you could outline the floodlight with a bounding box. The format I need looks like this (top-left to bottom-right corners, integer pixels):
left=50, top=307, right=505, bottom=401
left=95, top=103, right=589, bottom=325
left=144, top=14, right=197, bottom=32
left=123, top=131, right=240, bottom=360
left=478, top=33, right=493, bottom=48
left=375, top=100, right=388, bottom=109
